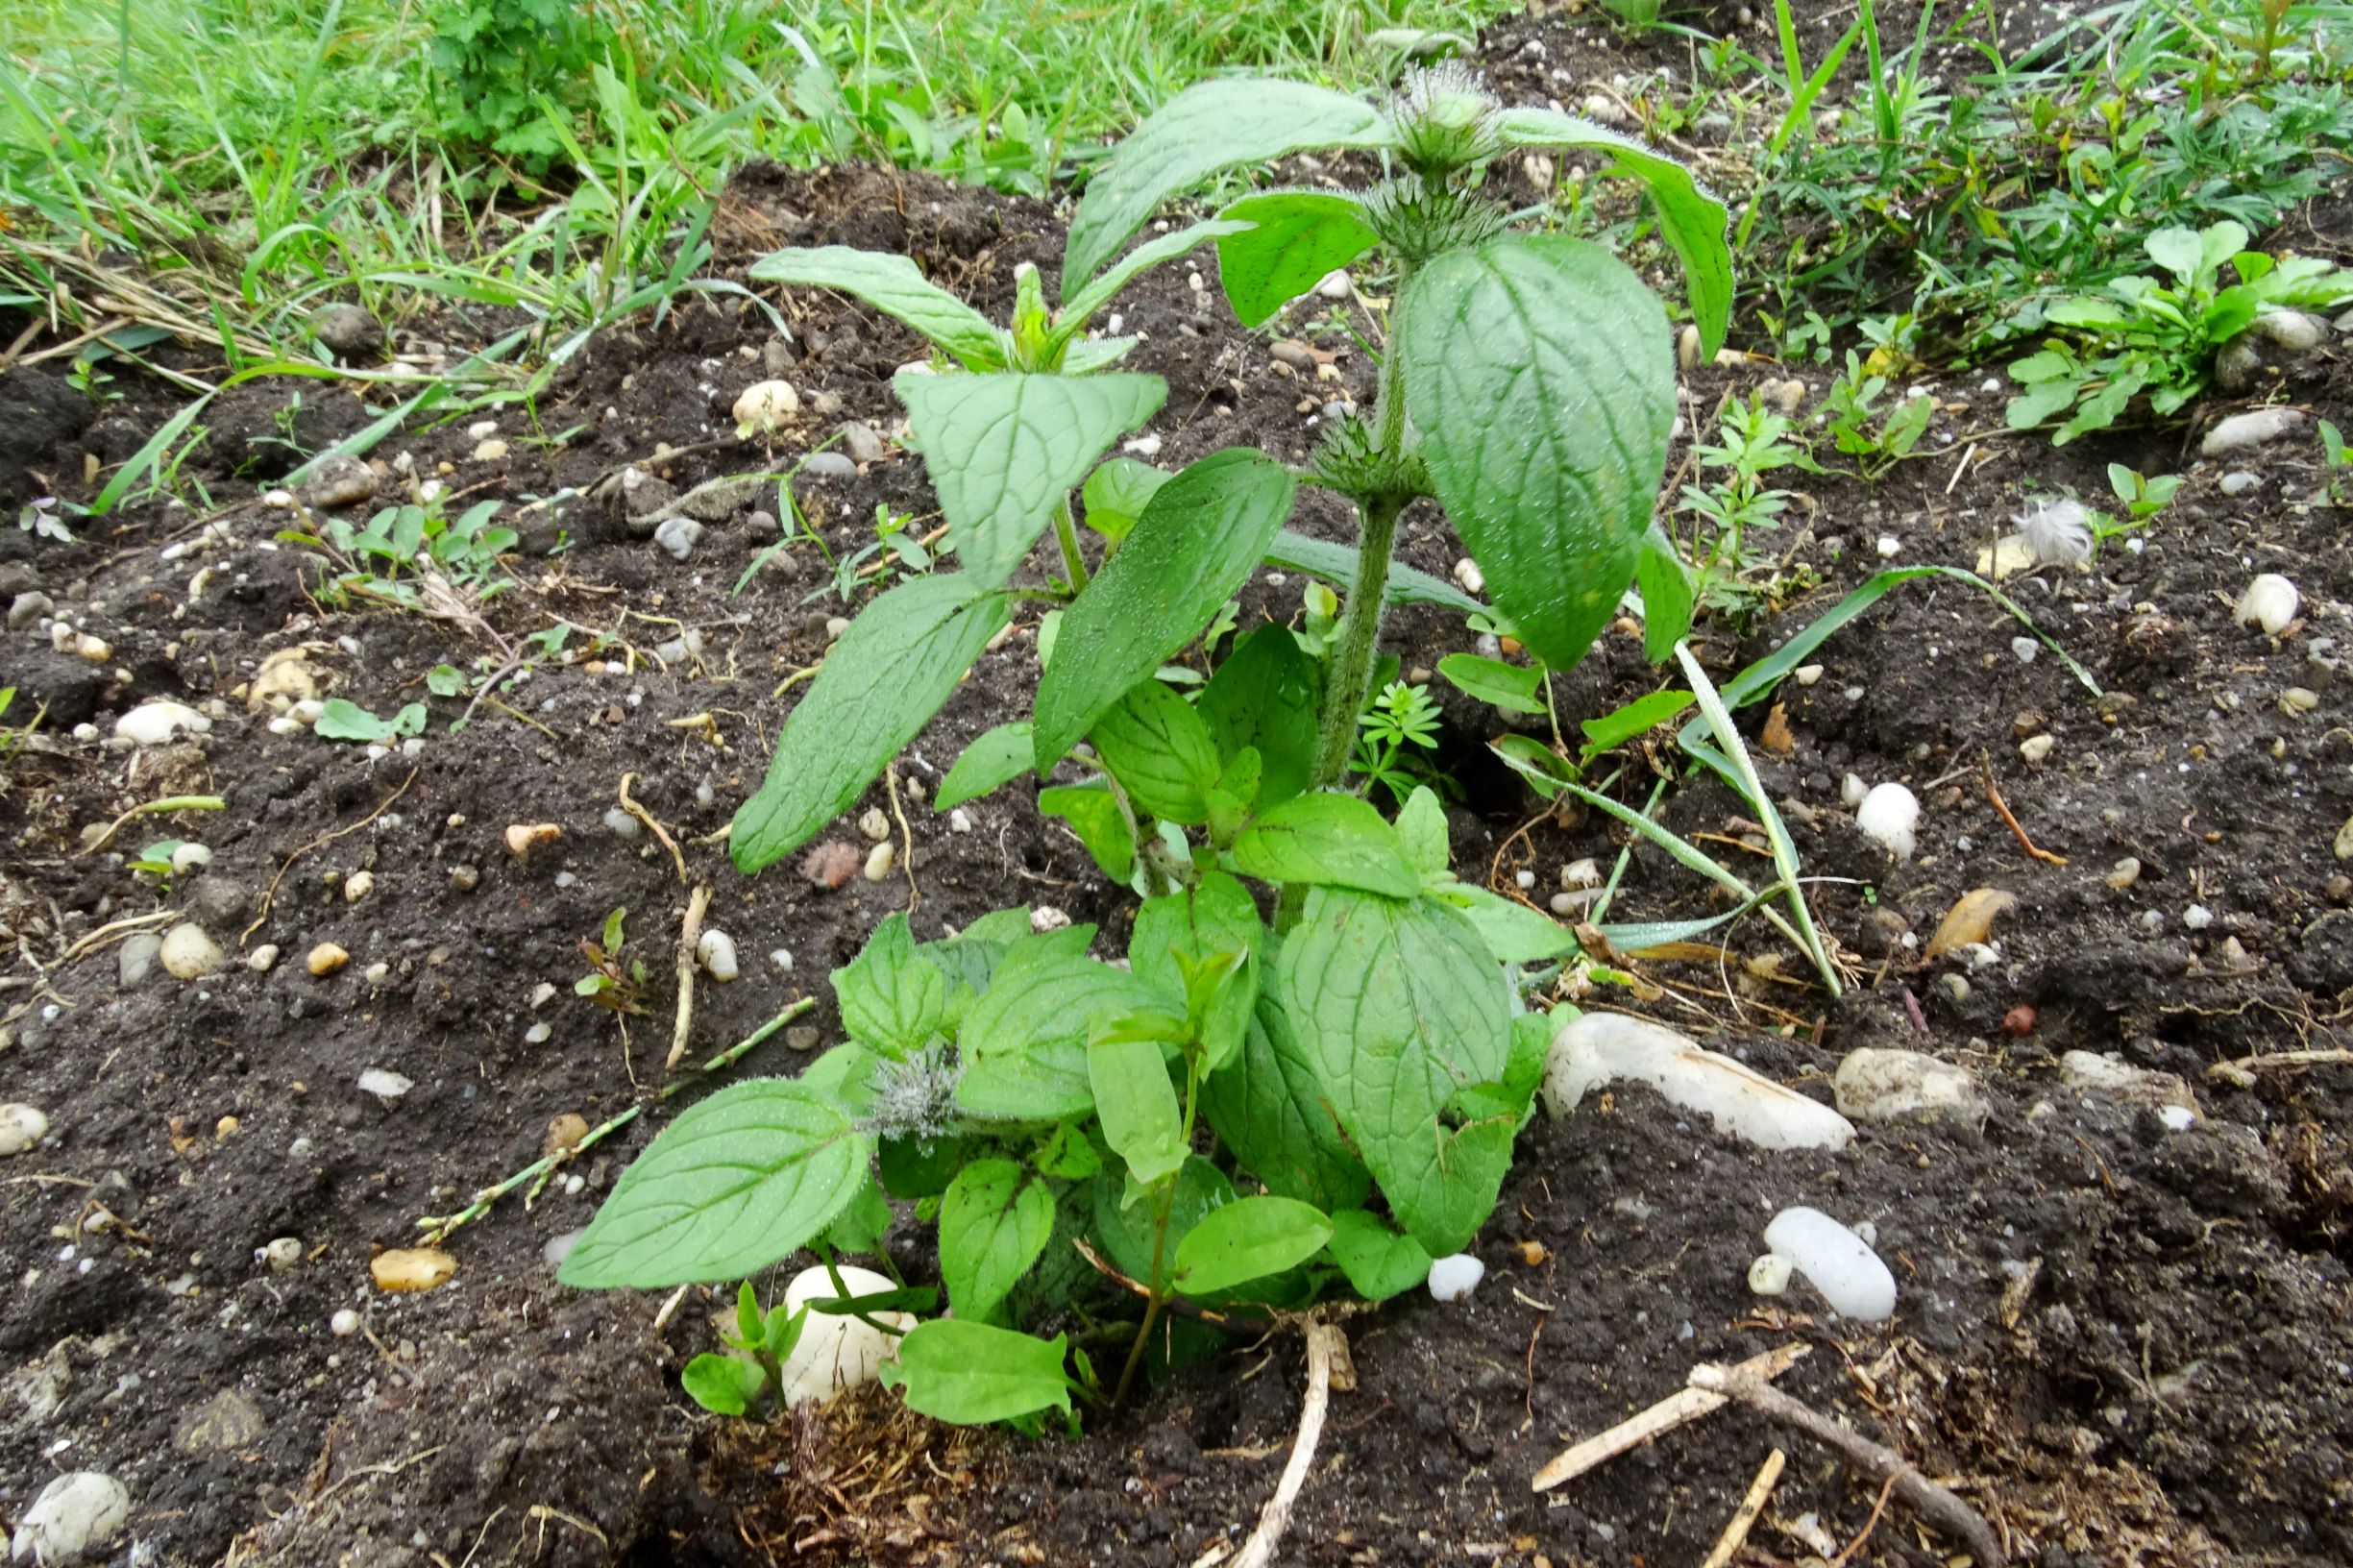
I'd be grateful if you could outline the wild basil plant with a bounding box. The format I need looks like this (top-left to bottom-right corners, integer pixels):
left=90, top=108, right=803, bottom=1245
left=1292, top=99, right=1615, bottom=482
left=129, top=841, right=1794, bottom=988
left=560, top=68, right=1731, bottom=1425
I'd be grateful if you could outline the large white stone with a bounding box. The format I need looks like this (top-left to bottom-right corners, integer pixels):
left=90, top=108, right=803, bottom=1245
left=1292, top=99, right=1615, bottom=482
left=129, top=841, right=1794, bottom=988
left=1544, top=1013, right=1853, bottom=1151
left=114, top=700, right=209, bottom=747
left=1833, top=1047, right=1987, bottom=1127
left=777, top=1264, right=913, bottom=1409
left=1763, top=1207, right=1898, bottom=1321
left=12, top=1471, right=129, bottom=1564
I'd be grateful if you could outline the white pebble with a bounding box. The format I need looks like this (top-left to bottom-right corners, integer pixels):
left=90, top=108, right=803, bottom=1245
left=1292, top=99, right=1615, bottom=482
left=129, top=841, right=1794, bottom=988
left=259, top=1237, right=303, bottom=1272
left=1453, top=557, right=1485, bottom=594
left=1030, top=906, right=1071, bottom=933
left=1763, top=1206, right=1898, bottom=1321
left=330, top=1309, right=361, bottom=1336
left=1840, top=772, right=1869, bottom=808
left=2182, top=904, right=2214, bottom=931
left=169, top=843, right=212, bottom=875
left=114, top=700, right=209, bottom=747
left=863, top=842, right=895, bottom=882
left=1426, top=1253, right=1485, bottom=1302
left=2218, top=471, right=2260, bottom=497
left=1122, top=433, right=1164, bottom=457
left=2200, top=406, right=2303, bottom=455
left=1792, top=664, right=1823, bottom=686
left=357, top=1068, right=413, bottom=1105
left=524, top=1022, right=551, bottom=1045
left=778, top=1264, right=912, bottom=1407
left=2019, top=734, right=2054, bottom=763
left=1544, top=1014, right=1853, bottom=1151
left=602, top=808, right=641, bottom=840
left=0, top=1104, right=51, bottom=1157
left=247, top=944, right=280, bottom=973
left=159, top=922, right=228, bottom=980
left=697, top=928, right=741, bottom=982
left=770, top=948, right=794, bottom=972
left=1875, top=534, right=1901, bottom=558
left=11, top=1472, right=130, bottom=1564
left=1513, top=870, right=1535, bottom=890
left=2011, top=637, right=2039, bottom=663
left=1747, top=1253, right=1793, bottom=1295
left=343, top=870, right=375, bottom=903
left=948, top=808, right=973, bottom=833
left=1854, top=783, right=1920, bottom=859
left=2236, top=574, right=2300, bottom=635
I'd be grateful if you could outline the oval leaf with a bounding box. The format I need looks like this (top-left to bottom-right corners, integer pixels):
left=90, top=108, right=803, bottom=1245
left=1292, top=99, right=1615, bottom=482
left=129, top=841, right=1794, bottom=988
left=557, top=1080, right=873, bottom=1288
left=1035, top=449, right=1298, bottom=770
left=730, top=575, right=1011, bottom=872
left=886, top=1320, right=1071, bottom=1425
left=748, top=245, right=1007, bottom=370
left=938, top=1158, right=1055, bottom=1322
left=1399, top=234, right=1673, bottom=674
left=1213, top=191, right=1381, bottom=327
left=1172, top=1194, right=1333, bottom=1295
left=1323, top=1210, right=1432, bottom=1301
left=1231, top=793, right=1421, bottom=898
left=1088, top=678, right=1221, bottom=824
left=937, top=722, right=1036, bottom=811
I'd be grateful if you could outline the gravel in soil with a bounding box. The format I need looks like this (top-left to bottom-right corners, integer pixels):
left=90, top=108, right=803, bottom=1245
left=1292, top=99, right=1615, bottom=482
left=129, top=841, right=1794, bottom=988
left=3, top=14, right=2351, bottom=1568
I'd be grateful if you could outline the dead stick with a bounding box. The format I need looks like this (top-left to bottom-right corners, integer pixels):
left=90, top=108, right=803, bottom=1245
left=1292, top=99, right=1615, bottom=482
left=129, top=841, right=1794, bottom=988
left=886, top=762, right=919, bottom=911
left=1532, top=1342, right=1807, bottom=1491
left=1229, top=1319, right=1344, bottom=1568
left=1688, top=1363, right=2006, bottom=1566
left=618, top=772, right=687, bottom=884
left=1700, top=1447, right=1785, bottom=1568
left=666, top=884, right=712, bottom=1070
left=2207, top=1048, right=2353, bottom=1086
left=1984, top=764, right=2067, bottom=867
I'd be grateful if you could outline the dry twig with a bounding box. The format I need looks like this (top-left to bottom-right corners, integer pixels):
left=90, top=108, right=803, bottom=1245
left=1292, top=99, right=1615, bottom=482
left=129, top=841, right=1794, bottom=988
left=666, top=884, right=713, bottom=1070
left=618, top=772, right=688, bottom=884
left=1532, top=1342, right=1807, bottom=1491
left=241, top=768, right=419, bottom=941
left=1984, top=764, right=2068, bottom=866
left=1700, top=1447, right=1785, bottom=1568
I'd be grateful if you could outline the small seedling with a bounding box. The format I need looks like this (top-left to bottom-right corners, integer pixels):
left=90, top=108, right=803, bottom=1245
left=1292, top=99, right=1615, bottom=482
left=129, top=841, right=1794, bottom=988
left=1349, top=679, right=1447, bottom=805
left=1679, top=394, right=1817, bottom=614
left=681, top=1282, right=812, bottom=1416
left=2319, top=421, right=2351, bottom=507
left=576, top=907, right=650, bottom=1015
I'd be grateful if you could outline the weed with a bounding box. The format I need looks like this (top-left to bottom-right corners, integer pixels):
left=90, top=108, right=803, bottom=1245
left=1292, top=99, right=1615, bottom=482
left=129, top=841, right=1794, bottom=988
left=2321, top=420, right=2353, bottom=506
left=575, top=906, right=650, bottom=1015
left=1679, top=393, right=1817, bottom=613
left=1348, top=679, right=1446, bottom=805
left=1818, top=352, right=1934, bottom=480
left=289, top=493, right=519, bottom=609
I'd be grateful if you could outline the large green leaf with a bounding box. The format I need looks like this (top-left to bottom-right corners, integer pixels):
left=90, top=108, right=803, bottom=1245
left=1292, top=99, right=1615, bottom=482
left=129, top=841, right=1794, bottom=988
left=748, top=245, right=1007, bottom=370
left=895, top=372, right=1166, bottom=588
left=1092, top=1156, right=1236, bottom=1286
left=1231, top=793, right=1422, bottom=898
left=1492, top=109, right=1732, bottom=357
left=1197, top=625, right=1321, bottom=807
left=1275, top=888, right=1515, bottom=1255
left=1172, top=1195, right=1332, bottom=1295
left=1213, top=191, right=1381, bottom=327
left=1262, top=529, right=1483, bottom=614
left=730, top=574, right=1011, bottom=872
left=956, top=942, right=1166, bottom=1121
left=1131, top=870, right=1262, bottom=1069
left=1088, top=678, right=1221, bottom=824
left=831, top=913, right=947, bottom=1060
left=1066, top=80, right=1398, bottom=287
left=1198, top=992, right=1369, bottom=1211
left=938, top=1158, right=1055, bottom=1322
left=1079, top=457, right=1170, bottom=541
left=1635, top=524, right=1695, bottom=662
left=885, top=1320, right=1071, bottom=1425
left=1035, top=449, right=1297, bottom=769
left=1089, top=1035, right=1188, bottom=1189
left=557, top=1080, right=872, bottom=1287
left=1399, top=234, right=1673, bottom=674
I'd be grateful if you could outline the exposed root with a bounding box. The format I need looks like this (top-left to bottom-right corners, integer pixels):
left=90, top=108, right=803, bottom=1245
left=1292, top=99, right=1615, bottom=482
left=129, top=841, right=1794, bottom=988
left=667, top=884, right=713, bottom=1070
left=1227, top=1319, right=1346, bottom=1568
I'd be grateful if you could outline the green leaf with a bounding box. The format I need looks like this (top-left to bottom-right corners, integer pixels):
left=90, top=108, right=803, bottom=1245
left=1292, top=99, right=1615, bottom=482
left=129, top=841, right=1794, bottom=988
left=1065, top=80, right=1396, bottom=288
left=1032, top=1124, right=1102, bottom=1180
left=1091, top=1155, right=1236, bottom=1284
left=879, top=1132, right=969, bottom=1198
left=1090, top=1035, right=1188, bottom=1189
left=827, top=1176, right=895, bottom=1255
left=832, top=914, right=947, bottom=1060
left=312, top=698, right=404, bottom=743
left=937, top=723, right=1036, bottom=811
left=894, top=372, right=1166, bottom=588
left=1581, top=687, right=1694, bottom=754
left=1088, top=679, right=1221, bottom=824
left=730, top=575, right=1012, bottom=872
left=1493, top=109, right=1733, bottom=356
left=1198, top=625, right=1321, bottom=807
left=1035, top=450, right=1298, bottom=769
left=1393, top=786, right=1450, bottom=878
left=1431, top=884, right=1578, bottom=964
left=1323, top=1210, right=1432, bottom=1301
left=1635, top=525, right=1694, bottom=661
left=1079, top=457, right=1169, bottom=542
left=748, top=245, right=1006, bottom=370
left=938, top=1158, right=1055, bottom=1322
left=798, top=1043, right=882, bottom=1115
left=1399, top=234, right=1674, bottom=674
left=956, top=942, right=1166, bottom=1120
left=558, top=1080, right=873, bottom=1287
left=884, top=1320, right=1071, bottom=1425
left=1436, top=652, right=1544, bottom=714
left=1275, top=888, right=1515, bottom=1255
left=682, top=1354, right=767, bottom=1416
left=1213, top=190, right=1381, bottom=327
left=1263, top=529, right=1483, bottom=613
left=1231, top=793, right=1421, bottom=898
left=1172, top=1194, right=1332, bottom=1295
left=1039, top=784, right=1136, bottom=882
left=1198, top=994, right=1369, bottom=1212
left=1131, top=870, right=1263, bottom=1069
left=1057, top=217, right=1254, bottom=336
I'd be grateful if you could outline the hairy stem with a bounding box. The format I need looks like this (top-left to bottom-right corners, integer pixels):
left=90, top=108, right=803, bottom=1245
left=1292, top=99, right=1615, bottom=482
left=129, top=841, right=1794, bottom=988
left=1052, top=496, right=1091, bottom=592
left=1307, top=490, right=1406, bottom=793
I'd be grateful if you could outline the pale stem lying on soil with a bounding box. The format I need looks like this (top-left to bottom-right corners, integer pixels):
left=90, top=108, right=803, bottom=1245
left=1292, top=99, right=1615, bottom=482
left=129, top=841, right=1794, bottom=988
left=1227, top=1317, right=1348, bottom=1568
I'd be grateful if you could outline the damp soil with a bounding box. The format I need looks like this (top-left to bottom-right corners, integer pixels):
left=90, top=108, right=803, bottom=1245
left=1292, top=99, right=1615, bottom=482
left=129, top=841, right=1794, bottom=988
left=3, top=9, right=2351, bottom=1568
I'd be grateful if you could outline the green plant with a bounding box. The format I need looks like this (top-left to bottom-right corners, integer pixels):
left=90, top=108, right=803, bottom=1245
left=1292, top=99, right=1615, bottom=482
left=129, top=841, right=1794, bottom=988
left=1348, top=679, right=1447, bottom=805
left=560, top=82, right=1731, bottom=1427
left=2320, top=419, right=2352, bottom=506
left=15, top=497, right=70, bottom=543
left=312, top=698, right=428, bottom=743
left=1819, top=351, right=1932, bottom=480
left=682, top=1281, right=813, bottom=1416
left=289, top=493, right=520, bottom=609
left=2005, top=219, right=2353, bottom=442
left=575, top=906, right=650, bottom=1015
left=1678, top=393, right=1816, bottom=613
left=421, top=0, right=601, bottom=165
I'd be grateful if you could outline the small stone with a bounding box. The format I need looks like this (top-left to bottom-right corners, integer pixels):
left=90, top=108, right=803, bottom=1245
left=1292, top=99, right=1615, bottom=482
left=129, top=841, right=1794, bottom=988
left=542, top=1229, right=587, bottom=1271
left=2019, top=733, right=2054, bottom=763
left=259, top=1237, right=302, bottom=1272
left=450, top=865, right=480, bottom=892
left=1452, top=557, right=1484, bottom=595
left=1314, top=269, right=1352, bottom=300
left=1759, top=376, right=1806, bottom=414
left=1763, top=1207, right=1897, bottom=1321
left=1748, top=1253, right=1794, bottom=1295
left=370, top=1247, right=455, bottom=1293
left=1031, top=906, right=1071, bottom=934
left=2061, top=1051, right=2200, bottom=1120
left=839, top=421, right=889, bottom=465
left=170, top=843, right=211, bottom=875
left=1677, top=324, right=1703, bottom=372
left=733, top=380, right=801, bottom=436
left=1793, top=663, right=1823, bottom=685
left=2282, top=686, right=2320, bottom=713
left=357, top=1068, right=413, bottom=1105
left=306, top=943, right=350, bottom=977
left=159, top=922, right=227, bottom=980
left=309, top=304, right=383, bottom=358
left=1833, top=1047, right=1987, bottom=1126
left=0, top=1104, right=50, bottom=1158
left=697, top=929, right=741, bottom=982
left=544, top=1114, right=591, bottom=1156
left=801, top=451, right=858, bottom=480
left=240, top=943, right=278, bottom=975
left=296, top=454, right=380, bottom=510
left=863, top=842, right=895, bottom=882
left=119, top=933, right=161, bottom=988
left=1579, top=91, right=1630, bottom=127
left=343, top=870, right=375, bottom=903
left=8, top=591, right=52, bottom=629
left=2182, top=904, right=2214, bottom=931
left=2200, top=407, right=2304, bottom=455
left=2249, top=309, right=2327, bottom=351
left=2105, top=857, right=2142, bottom=891
left=175, top=1388, right=267, bottom=1456
left=11, top=1471, right=130, bottom=1564
left=859, top=806, right=892, bottom=843
left=2011, top=636, right=2039, bottom=663
left=1545, top=1014, right=1853, bottom=1150
left=1427, top=1254, right=1484, bottom=1302
left=786, top=1025, right=821, bottom=1052
left=2218, top=470, right=2260, bottom=497
left=801, top=841, right=861, bottom=889
left=504, top=822, right=561, bottom=859
left=1854, top=782, right=1920, bottom=859
left=362, top=961, right=390, bottom=985
left=472, top=437, right=509, bottom=462
left=330, top=1309, right=361, bottom=1337
left=2236, top=574, right=2300, bottom=635
left=114, top=700, right=210, bottom=747
left=654, top=515, right=703, bottom=561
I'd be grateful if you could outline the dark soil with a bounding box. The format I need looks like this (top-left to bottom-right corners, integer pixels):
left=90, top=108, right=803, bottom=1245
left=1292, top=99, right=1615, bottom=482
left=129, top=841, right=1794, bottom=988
left=3, top=7, right=2350, bottom=1567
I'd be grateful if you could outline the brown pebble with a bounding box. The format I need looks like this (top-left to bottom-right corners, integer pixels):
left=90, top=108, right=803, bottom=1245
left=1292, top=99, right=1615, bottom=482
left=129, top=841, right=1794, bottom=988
left=504, top=822, right=561, bottom=859
left=371, top=1247, right=455, bottom=1293
left=544, top=1114, right=592, bottom=1157
left=2002, top=1005, right=2038, bottom=1038
left=800, top=840, right=862, bottom=890
left=1515, top=1239, right=1548, bottom=1266
left=306, top=943, right=350, bottom=977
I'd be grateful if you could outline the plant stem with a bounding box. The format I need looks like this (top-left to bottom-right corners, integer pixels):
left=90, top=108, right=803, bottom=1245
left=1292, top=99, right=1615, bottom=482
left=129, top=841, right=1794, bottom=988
left=1113, top=1062, right=1199, bottom=1409
left=1307, top=490, right=1405, bottom=793
left=1052, top=496, right=1091, bottom=592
